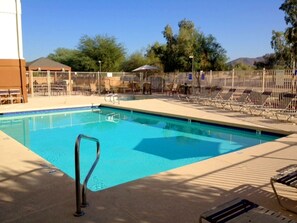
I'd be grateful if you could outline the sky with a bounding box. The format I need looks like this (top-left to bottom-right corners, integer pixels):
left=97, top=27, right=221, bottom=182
left=21, top=0, right=287, bottom=62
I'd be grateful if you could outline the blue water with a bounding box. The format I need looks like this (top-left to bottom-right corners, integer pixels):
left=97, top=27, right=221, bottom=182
left=0, top=106, right=282, bottom=191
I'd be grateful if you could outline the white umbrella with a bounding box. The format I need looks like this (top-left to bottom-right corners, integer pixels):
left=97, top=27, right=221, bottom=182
left=132, top=65, right=159, bottom=83
left=132, top=65, right=159, bottom=72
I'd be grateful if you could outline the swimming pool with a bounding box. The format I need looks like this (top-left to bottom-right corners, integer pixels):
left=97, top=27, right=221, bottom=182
left=0, top=106, right=283, bottom=191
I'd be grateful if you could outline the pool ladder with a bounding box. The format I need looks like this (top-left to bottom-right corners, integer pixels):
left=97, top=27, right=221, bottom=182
left=104, top=93, right=120, bottom=104
left=106, top=112, right=120, bottom=123
left=74, top=134, right=100, bottom=217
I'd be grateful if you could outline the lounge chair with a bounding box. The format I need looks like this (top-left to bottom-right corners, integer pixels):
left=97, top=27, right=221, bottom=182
left=200, top=198, right=296, bottom=223
left=211, top=88, right=237, bottom=108
left=188, top=86, right=211, bottom=103
left=272, top=93, right=297, bottom=122
left=240, top=90, right=272, bottom=114
left=271, top=164, right=297, bottom=214
left=256, top=93, right=297, bottom=120
left=177, top=93, right=190, bottom=101
left=227, top=89, right=252, bottom=111
left=199, top=86, right=223, bottom=105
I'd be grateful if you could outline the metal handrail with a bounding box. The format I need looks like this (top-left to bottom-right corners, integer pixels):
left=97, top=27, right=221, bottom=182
left=74, top=134, right=100, bottom=217
left=112, top=94, right=120, bottom=104
left=104, top=93, right=120, bottom=104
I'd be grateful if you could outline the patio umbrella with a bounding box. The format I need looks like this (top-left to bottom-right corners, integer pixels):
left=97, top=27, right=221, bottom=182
left=132, top=65, right=159, bottom=83
left=132, top=65, right=159, bottom=72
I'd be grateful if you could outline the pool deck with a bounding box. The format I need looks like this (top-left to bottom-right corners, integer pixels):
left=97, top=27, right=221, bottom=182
left=1, top=95, right=297, bottom=222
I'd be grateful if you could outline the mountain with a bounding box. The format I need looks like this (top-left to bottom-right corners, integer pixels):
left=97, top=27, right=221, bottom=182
left=228, top=57, right=265, bottom=67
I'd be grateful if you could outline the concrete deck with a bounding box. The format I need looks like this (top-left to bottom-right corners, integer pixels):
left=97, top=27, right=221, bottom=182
left=1, top=95, right=297, bottom=222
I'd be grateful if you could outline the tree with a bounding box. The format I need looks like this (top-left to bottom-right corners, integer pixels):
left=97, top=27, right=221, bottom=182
left=279, top=0, right=297, bottom=67
left=48, top=48, right=96, bottom=71
left=270, top=31, right=292, bottom=68
left=49, top=35, right=126, bottom=72
left=195, top=34, right=228, bottom=71
left=145, top=42, right=165, bottom=71
left=231, top=62, right=254, bottom=71
left=120, top=52, right=148, bottom=71
left=254, top=54, right=278, bottom=69
left=147, top=19, right=228, bottom=72
left=78, top=35, right=126, bottom=71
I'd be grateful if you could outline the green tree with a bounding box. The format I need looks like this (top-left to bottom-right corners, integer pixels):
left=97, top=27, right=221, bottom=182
left=146, top=42, right=165, bottom=71
left=162, top=24, right=180, bottom=72
left=48, top=35, right=126, bottom=72
left=279, top=0, right=297, bottom=67
left=78, top=35, right=126, bottom=71
left=121, top=52, right=148, bottom=71
left=148, top=19, right=227, bottom=72
left=271, top=31, right=292, bottom=68
left=254, top=54, right=278, bottom=69
left=48, top=48, right=95, bottom=71
left=232, top=62, right=254, bottom=70
left=195, top=34, right=228, bottom=71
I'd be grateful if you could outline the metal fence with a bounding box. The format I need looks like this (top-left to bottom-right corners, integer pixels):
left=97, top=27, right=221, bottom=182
left=26, top=69, right=297, bottom=97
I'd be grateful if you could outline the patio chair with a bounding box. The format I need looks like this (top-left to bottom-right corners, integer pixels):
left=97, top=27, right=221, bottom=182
left=177, top=93, right=190, bottom=101
left=257, top=93, right=297, bottom=120
left=199, top=86, right=223, bottom=105
left=0, top=89, right=9, bottom=104
left=187, top=86, right=210, bottom=103
left=8, top=88, right=24, bottom=104
left=211, top=88, right=237, bottom=108
left=142, top=82, right=152, bottom=95
left=199, top=198, right=297, bottom=223
left=272, top=93, right=297, bottom=122
left=177, top=84, right=191, bottom=101
left=171, top=83, right=179, bottom=96
left=227, top=89, right=252, bottom=111
left=164, top=83, right=173, bottom=96
left=241, top=90, right=272, bottom=114
left=90, top=83, right=97, bottom=94
left=270, top=164, right=297, bottom=214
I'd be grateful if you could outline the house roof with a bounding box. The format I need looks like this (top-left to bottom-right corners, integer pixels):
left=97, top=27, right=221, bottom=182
left=26, top=57, right=71, bottom=71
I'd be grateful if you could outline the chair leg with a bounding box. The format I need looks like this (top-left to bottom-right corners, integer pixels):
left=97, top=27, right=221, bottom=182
left=270, top=178, right=285, bottom=209
left=270, top=178, right=297, bottom=214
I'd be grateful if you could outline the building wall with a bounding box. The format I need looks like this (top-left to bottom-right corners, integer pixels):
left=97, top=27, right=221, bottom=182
left=0, top=0, right=27, bottom=102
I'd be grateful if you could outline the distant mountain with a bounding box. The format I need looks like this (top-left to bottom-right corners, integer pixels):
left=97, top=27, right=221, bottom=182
left=228, top=57, right=265, bottom=67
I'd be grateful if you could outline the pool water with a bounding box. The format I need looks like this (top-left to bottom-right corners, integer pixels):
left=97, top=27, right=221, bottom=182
left=0, top=106, right=282, bottom=191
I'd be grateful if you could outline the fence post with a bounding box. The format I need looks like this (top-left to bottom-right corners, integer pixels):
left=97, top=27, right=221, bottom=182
left=97, top=71, right=101, bottom=95
left=232, top=69, right=234, bottom=89
left=29, top=70, right=34, bottom=97
left=68, top=70, right=72, bottom=95
left=47, top=70, right=51, bottom=96
left=209, top=70, right=212, bottom=85
left=262, top=68, right=266, bottom=92
left=292, top=61, right=296, bottom=93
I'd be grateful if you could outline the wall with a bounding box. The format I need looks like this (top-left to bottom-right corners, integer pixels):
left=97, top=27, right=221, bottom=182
left=0, top=0, right=27, bottom=102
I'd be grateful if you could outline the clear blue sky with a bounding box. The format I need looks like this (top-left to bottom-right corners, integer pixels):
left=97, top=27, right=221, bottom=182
left=22, top=0, right=287, bottom=62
